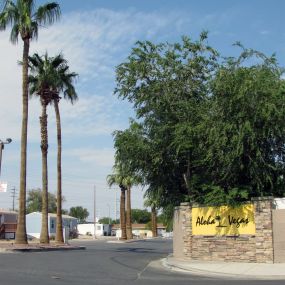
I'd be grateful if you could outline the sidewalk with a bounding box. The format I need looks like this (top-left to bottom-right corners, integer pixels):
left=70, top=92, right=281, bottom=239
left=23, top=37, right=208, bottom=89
left=164, top=255, right=285, bottom=280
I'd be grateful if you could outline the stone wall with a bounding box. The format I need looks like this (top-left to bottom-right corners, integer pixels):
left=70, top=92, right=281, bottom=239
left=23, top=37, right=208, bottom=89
left=173, top=198, right=274, bottom=263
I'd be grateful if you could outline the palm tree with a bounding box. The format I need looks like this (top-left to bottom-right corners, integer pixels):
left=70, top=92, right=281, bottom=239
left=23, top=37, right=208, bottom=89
left=124, top=176, right=141, bottom=240
left=144, top=191, right=160, bottom=238
left=52, top=57, right=77, bottom=244
left=28, top=53, right=56, bottom=243
left=107, top=167, right=141, bottom=240
left=0, top=0, right=60, bottom=244
left=126, top=183, right=132, bottom=240
left=28, top=52, right=77, bottom=244
left=107, top=168, right=127, bottom=240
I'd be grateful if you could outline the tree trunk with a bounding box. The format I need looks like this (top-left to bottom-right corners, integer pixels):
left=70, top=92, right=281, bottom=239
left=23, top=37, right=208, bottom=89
left=54, top=99, right=64, bottom=244
left=40, top=101, right=49, bottom=244
left=15, top=39, right=29, bottom=245
left=126, top=186, right=132, bottom=239
left=120, top=187, right=127, bottom=240
left=151, top=205, right=158, bottom=237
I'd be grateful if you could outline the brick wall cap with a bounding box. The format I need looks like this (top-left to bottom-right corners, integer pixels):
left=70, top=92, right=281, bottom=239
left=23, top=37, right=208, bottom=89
left=180, top=202, right=191, bottom=206
left=251, top=196, right=274, bottom=201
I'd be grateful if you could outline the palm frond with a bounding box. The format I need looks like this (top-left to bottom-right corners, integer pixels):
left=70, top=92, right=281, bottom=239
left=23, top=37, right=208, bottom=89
left=30, top=20, right=38, bottom=40
left=9, top=21, right=19, bottom=43
left=35, top=2, right=60, bottom=25
left=28, top=52, right=78, bottom=105
left=0, top=0, right=18, bottom=32
left=0, top=0, right=9, bottom=11
left=51, top=53, right=66, bottom=68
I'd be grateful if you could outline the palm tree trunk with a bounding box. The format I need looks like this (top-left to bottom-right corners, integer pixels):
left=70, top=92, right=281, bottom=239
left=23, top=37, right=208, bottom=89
left=54, top=98, right=64, bottom=244
left=126, top=186, right=132, bottom=239
left=40, top=100, right=49, bottom=244
left=15, top=38, right=29, bottom=245
left=151, top=205, right=157, bottom=237
left=120, top=187, right=127, bottom=240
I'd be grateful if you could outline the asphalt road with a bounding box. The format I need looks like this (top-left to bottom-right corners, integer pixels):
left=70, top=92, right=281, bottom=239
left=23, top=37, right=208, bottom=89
left=0, top=238, right=283, bottom=285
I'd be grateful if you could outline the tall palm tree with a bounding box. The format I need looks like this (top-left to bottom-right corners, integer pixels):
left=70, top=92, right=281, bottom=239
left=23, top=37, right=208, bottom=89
left=124, top=176, right=141, bottom=240
left=28, top=53, right=56, bottom=243
left=107, top=168, right=127, bottom=240
left=107, top=167, right=141, bottom=240
left=144, top=188, right=161, bottom=238
left=144, top=197, right=158, bottom=238
left=0, top=0, right=60, bottom=244
left=126, top=183, right=132, bottom=240
left=28, top=53, right=77, bottom=244
left=52, top=57, right=77, bottom=244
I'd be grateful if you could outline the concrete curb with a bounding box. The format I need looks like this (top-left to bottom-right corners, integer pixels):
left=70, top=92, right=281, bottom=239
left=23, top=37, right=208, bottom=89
left=0, top=246, right=86, bottom=253
left=107, top=238, right=147, bottom=244
left=163, top=255, right=285, bottom=280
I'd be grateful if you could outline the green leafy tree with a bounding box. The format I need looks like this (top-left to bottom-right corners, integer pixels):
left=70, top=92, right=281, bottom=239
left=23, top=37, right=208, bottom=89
left=26, top=188, right=65, bottom=214
left=131, top=209, right=151, bottom=224
left=199, top=47, right=285, bottom=204
left=113, top=31, right=285, bottom=236
left=114, top=33, right=217, bottom=221
left=0, top=0, right=60, bottom=245
left=69, top=206, right=89, bottom=223
left=98, top=217, right=112, bottom=224
left=114, top=33, right=285, bottom=219
left=28, top=52, right=77, bottom=244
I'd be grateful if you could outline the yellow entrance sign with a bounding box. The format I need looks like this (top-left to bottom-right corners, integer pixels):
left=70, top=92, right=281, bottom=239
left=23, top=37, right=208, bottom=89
left=192, top=204, right=255, bottom=236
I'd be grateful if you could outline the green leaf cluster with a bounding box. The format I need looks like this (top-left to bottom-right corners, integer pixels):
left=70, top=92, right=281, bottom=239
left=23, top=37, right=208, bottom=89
left=26, top=188, right=65, bottom=214
left=131, top=208, right=151, bottom=224
left=113, top=33, right=285, bottom=218
left=69, top=206, right=89, bottom=223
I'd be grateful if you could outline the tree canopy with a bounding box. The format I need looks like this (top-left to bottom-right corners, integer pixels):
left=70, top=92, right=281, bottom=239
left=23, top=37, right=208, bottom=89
left=131, top=208, right=151, bottom=224
left=69, top=206, right=89, bottom=223
left=113, top=34, right=285, bottom=221
left=26, top=188, right=65, bottom=214
left=98, top=217, right=117, bottom=224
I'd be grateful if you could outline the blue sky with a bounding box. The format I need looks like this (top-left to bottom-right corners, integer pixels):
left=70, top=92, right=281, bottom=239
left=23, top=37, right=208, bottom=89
left=0, top=0, right=285, bottom=220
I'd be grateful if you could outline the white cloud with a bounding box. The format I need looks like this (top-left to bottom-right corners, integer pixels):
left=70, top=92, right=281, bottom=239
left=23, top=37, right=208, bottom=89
left=0, top=8, right=186, bottom=143
left=65, top=147, right=114, bottom=167
left=0, top=7, right=192, bottom=217
left=30, top=9, right=187, bottom=81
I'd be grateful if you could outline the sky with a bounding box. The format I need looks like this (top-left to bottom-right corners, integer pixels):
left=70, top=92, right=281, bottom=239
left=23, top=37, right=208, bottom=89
left=1, top=0, right=285, bottom=220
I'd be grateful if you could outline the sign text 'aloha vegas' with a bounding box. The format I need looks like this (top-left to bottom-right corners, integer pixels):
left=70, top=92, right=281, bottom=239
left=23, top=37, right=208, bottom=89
left=192, top=204, right=256, bottom=235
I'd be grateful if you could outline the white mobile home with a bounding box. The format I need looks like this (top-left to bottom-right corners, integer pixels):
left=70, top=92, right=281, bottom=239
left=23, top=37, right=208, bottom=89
left=77, top=223, right=111, bottom=236
left=26, top=212, right=78, bottom=239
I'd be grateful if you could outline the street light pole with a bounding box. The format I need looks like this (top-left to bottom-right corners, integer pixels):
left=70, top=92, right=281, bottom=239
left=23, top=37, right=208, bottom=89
left=0, top=138, right=12, bottom=177
left=93, top=185, right=96, bottom=239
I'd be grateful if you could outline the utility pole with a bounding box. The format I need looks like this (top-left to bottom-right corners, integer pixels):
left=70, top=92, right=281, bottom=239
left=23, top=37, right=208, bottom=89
left=107, top=203, right=111, bottom=224
left=10, top=186, right=17, bottom=211
left=115, top=190, right=116, bottom=222
left=93, top=185, right=96, bottom=239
